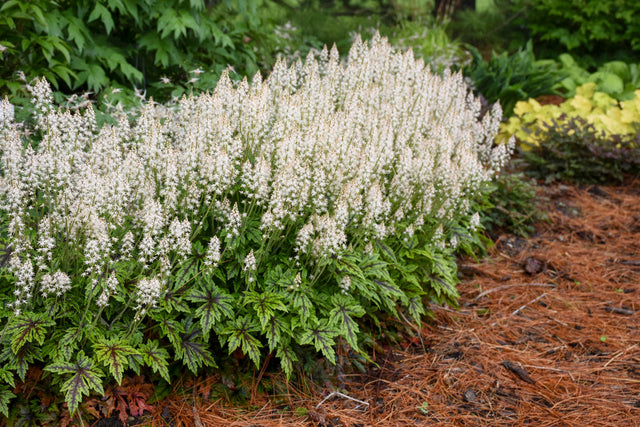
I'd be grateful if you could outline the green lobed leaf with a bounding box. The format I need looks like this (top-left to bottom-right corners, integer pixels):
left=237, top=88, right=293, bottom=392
left=0, top=386, right=15, bottom=418
left=222, top=316, right=262, bottom=367
left=139, top=340, right=170, bottom=383
left=328, top=294, right=365, bottom=352
left=8, top=313, right=55, bottom=354
left=187, top=278, right=234, bottom=340
left=93, top=337, right=138, bottom=385
left=45, top=351, right=104, bottom=414
left=299, top=318, right=338, bottom=364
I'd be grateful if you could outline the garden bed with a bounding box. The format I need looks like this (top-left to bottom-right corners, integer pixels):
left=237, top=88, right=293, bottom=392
left=156, top=176, right=640, bottom=426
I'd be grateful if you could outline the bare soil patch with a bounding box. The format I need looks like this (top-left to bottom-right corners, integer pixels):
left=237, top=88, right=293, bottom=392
left=158, top=178, right=640, bottom=426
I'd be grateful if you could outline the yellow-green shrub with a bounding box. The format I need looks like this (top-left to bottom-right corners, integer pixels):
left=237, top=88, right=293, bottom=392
left=499, top=83, right=640, bottom=146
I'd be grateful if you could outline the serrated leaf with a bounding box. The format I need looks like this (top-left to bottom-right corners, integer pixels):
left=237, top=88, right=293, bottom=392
left=45, top=351, right=104, bottom=414
left=406, top=296, right=425, bottom=324
left=153, top=313, right=184, bottom=350
left=0, top=386, right=15, bottom=418
left=244, top=291, right=287, bottom=330
left=292, top=291, right=314, bottom=325
left=299, top=319, right=337, bottom=364
left=328, top=294, right=365, bottom=351
left=187, top=279, right=234, bottom=340
left=8, top=313, right=55, bottom=354
left=276, top=344, right=298, bottom=379
left=58, top=327, right=82, bottom=361
left=93, top=337, right=138, bottom=385
left=88, top=3, right=114, bottom=34
left=140, top=340, right=170, bottom=383
left=264, top=316, right=289, bottom=351
left=178, top=322, right=215, bottom=374
left=222, top=316, right=262, bottom=367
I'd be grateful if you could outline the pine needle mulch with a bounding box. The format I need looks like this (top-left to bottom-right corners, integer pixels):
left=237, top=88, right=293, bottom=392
left=158, top=178, right=640, bottom=427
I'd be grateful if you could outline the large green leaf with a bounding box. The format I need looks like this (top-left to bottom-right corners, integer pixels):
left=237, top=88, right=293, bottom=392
left=93, top=337, right=138, bottom=385
left=7, top=313, right=55, bottom=354
left=45, top=351, right=104, bottom=414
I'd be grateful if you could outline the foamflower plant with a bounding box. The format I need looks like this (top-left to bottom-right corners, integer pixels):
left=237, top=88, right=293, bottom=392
left=0, top=33, right=512, bottom=416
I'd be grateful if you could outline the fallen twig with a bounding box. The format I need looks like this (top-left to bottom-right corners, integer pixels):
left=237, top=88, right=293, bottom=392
left=604, top=305, right=636, bottom=316
left=316, top=391, right=370, bottom=410
left=511, top=293, right=549, bottom=317
left=473, top=283, right=556, bottom=302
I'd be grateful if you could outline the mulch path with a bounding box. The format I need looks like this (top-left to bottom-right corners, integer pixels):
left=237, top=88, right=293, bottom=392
left=158, top=178, right=640, bottom=426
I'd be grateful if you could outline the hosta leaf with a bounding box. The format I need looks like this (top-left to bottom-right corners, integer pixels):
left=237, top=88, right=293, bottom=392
left=93, top=337, right=138, bottom=385
left=0, top=386, right=15, bottom=418
left=222, top=316, right=262, bottom=367
left=7, top=313, right=55, bottom=354
left=328, top=295, right=365, bottom=351
left=187, top=279, right=234, bottom=340
left=139, top=340, right=170, bottom=383
left=45, top=351, right=104, bottom=414
left=299, top=319, right=338, bottom=364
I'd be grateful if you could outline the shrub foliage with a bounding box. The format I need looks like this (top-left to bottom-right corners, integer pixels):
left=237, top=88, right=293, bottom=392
left=0, top=35, right=511, bottom=416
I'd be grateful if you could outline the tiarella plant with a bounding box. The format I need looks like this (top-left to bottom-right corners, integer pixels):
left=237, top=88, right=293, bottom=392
left=0, top=34, right=512, bottom=416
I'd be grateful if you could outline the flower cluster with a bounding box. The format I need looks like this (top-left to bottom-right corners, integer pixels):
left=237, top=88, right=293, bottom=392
left=0, top=33, right=511, bottom=315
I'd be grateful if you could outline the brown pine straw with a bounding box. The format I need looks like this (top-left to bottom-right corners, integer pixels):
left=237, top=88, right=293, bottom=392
left=155, top=177, right=640, bottom=426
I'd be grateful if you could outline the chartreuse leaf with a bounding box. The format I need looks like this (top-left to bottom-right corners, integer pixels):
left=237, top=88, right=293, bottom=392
left=276, top=342, right=298, bottom=379
left=299, top=318, right=338, bottom=364
left=328, top=294, right=365, bottom=352
left=0, top=385, right=15, bottom=418
left=45, top=351, right=104, bottom=414
left=153, top=311, right=184, bottom=350
left=139, top=340, right=170, bottom=383
left=244, top=291, right=288, bottom=330
left=93, top=337, right=138, bottom=385
left=0, top=366, right=15, bottom=389
left=58, top=327, right=82, bottom=361
left=406, top=296, right=426, bottom=324
left=291, top=290, right=314, bottom=326
left=186, top=278, right=234, bottom=340
left=264, top=316, right=289, bottom=351
left=221, top=316, right=262, bottom=367
left=7, top=312, right=55, bottom=354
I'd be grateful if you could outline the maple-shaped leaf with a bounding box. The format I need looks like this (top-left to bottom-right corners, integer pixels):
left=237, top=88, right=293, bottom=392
left=264, top=315, right=290, bottom=351
left=328, top=294, right=365, bottom=352
left=0, top=385, right=15, bottom=417
left=244, top=291, right=288, bottom=330
left=152, top=312, right=184, bottom=351
left=406, top=296, right=426, bottom=324
left=93, top=337, right=138, bottom=385
left=139, top=340, right=170, bottom=383
left=186, top=278, right=234, bottom=340
left=45, top=351, right=104, bottom=414
left=276, top=343, right=298, bottom=379
left=299, top=318, right=338, bottom=364
left=221, top=316, right=263, bottom=367
left=58, top=327, right=82, bottom=361
left=177, top=319, right=216, bottom=374
left=7, top=312, right=55, bottom=353
left=291, top=290, right=315, bottom=326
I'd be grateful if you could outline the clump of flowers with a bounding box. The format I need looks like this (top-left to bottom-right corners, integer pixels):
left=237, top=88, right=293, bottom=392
left=0, top=33, right=511, bottom=415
